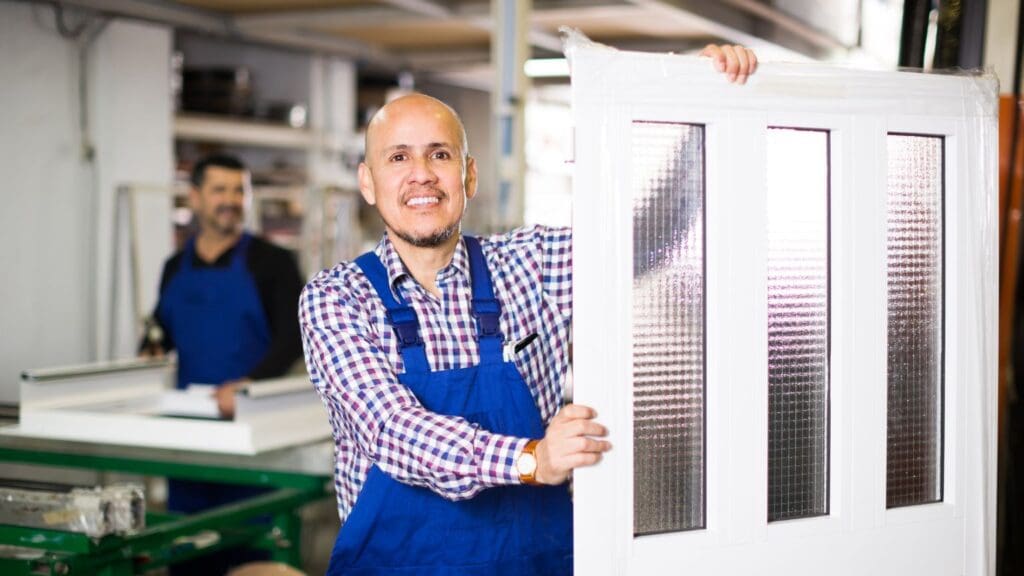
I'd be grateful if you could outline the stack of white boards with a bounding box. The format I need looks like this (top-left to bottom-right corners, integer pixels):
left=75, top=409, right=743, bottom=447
left=7, top=358, right=330, bottom=455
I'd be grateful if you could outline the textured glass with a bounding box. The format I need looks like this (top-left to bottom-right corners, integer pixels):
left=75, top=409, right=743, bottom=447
left=766, top=128, right=830, bottom=522
left=886, top=134, right=944, bottom=508
left=632, top=121, right=706, bottom=535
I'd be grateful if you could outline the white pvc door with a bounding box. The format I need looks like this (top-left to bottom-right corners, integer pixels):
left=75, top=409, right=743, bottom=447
left=569, top=35, right=997, bottom=576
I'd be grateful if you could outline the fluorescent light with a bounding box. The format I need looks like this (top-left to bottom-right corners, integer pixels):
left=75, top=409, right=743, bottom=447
left=524, top=58, right=569, bottom=78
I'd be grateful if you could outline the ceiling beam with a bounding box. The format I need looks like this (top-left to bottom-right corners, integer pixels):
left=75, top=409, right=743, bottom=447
left=42, top=0, right=838, bottom=80
left=526, top=29, right=564, bottom=53
left=241, top=28, right=406, bottom=66
left=235, top=0, right=624, bottom=30
left=40, top=0, right=406, bottom=67
left=625, top=0, right=767, bottom=47
left=400, top=47, right=493, bottom=69
left=234, top=0, right=566, bottom=54
left=624, top=0, right=833, bottom=59
left=378, top=0, right=452, bottom=19
left=424, top=66, right=495, bottom=92
left=722, top=0, right=850, bottom=52
left=234, top=4, right=475, bottom=31
left=38, top=0, right=231, bottom=34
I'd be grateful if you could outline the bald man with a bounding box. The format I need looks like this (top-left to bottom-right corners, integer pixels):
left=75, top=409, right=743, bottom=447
left=301, top=46, right=756, bottom=575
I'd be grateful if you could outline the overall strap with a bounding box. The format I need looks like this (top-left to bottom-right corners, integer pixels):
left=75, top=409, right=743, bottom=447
left=230, top=233, right=253, bottom=271
left=182, top=237, right=197, bottom=270
left=463, top=236, right=504, bottom=363
left=354, top=252, right=430, bottom=374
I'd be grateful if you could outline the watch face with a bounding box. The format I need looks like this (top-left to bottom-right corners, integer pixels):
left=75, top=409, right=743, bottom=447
left=518, top=452, right=537, bottom=476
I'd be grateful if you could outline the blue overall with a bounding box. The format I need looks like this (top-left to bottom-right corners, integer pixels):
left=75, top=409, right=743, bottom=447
left=158, top=233, right=272, bottom=392
left=327, top=236, right=573, bottom=575
left=157, top=233, right=272, bottom=573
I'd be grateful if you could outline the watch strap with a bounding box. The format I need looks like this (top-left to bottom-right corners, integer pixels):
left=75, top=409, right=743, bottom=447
left=519, top=439, right=541, bottom=486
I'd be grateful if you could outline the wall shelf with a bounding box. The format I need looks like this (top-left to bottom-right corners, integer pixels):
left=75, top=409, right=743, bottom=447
left=174, top=113, right=317, bottom=150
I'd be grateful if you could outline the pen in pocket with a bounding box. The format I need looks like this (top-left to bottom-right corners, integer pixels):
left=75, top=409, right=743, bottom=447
left=503, top=333, right=539, bottom=361
left=514, top=333, right=538, bottom=354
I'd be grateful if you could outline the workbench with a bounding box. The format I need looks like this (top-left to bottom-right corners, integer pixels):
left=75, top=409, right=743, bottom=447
left=0, top=431, right=334, bottom=575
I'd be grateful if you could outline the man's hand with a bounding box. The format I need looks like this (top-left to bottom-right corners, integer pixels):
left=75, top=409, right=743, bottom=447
left=699, top=44, right=758, bottom=84
left=215, top=378, right=251, bottom=419
left=138, top=346, right=165, bottom=359
left=534, top=404, right=612, bottom=486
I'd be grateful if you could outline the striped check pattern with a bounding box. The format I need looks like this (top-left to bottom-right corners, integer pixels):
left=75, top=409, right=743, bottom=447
left=300, top=225, right=572, bottom=521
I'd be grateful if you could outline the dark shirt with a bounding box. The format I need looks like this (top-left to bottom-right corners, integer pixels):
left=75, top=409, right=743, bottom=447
left=148, top=235, right=305, bottom=381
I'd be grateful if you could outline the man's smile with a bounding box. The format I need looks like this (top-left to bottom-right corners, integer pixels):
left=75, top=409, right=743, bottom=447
left=402, top=187, right=446, bottom=209
left=406, top=196, right=440, bottom=207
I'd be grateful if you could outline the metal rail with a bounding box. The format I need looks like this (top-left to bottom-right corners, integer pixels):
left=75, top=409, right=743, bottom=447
left=0, top=441, right=331, bottom=574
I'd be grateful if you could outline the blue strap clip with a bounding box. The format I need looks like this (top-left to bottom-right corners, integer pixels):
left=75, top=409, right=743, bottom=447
left=386, top=306, right=423, bottom=348
left=472, top=298, right=502, bottom=338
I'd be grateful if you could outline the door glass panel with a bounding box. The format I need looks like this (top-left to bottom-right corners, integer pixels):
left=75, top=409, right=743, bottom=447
left=632, top=121, right=706, bottom=535
left=886, top=134, right=944, bottom=508
left=766, top=127, right=831, bottom=522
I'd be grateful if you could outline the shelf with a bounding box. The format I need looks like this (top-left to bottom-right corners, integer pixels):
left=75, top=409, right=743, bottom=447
left=174, top=113, right=317, bottom=150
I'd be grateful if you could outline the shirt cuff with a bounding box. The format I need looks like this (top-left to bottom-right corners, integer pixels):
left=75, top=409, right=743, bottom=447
left=477, top=432, right=531, bottom=487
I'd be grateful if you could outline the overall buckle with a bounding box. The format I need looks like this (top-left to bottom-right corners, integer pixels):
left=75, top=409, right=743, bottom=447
left=472, top=298, right=502, bottom=338
left=385, top=307, right=423, bottom=348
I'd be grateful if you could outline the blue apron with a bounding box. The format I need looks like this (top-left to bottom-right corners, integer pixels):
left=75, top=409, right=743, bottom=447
left=327, top=236, right=573, bottom=575
left=157, top=233, right=272, bottom=517
left=158, top=233, right=272, bottom=391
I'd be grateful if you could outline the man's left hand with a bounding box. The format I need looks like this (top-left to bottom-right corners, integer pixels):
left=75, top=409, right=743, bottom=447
left=215, top=378, right=251, bottom=419
left=700, top=44, right=758, bottom=84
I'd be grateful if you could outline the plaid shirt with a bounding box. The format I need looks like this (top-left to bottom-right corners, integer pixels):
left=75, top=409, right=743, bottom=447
left=300, top=225, right=572, bottom=521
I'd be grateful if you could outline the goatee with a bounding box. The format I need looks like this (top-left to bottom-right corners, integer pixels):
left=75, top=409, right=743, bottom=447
left=394, top=222, right=459, bottom=248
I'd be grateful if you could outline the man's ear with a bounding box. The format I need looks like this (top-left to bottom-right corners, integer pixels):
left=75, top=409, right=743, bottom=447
left=358, top=162, right=376, bottom=205
left=188, top=186, right=201, bottom=211
left=464, top=156, right=478, bottom=200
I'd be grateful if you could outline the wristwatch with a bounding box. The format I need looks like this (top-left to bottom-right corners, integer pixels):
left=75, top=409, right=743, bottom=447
left=517, top=439, right=541, bottom=486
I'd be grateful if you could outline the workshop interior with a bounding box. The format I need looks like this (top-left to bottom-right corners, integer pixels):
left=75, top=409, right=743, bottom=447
left=1, top=0, right=1023, bottom=574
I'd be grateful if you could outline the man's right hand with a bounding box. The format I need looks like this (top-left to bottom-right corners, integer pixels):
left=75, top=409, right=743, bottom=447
left=534, top=404, right=612, bottom=485
left=139, top=345, right=165, bottom=359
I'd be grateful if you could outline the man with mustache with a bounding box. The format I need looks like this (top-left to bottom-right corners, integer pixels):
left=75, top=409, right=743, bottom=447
left=144, top=154, right=304, bottom=575
left=301, top=45, right=756, bottom=575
